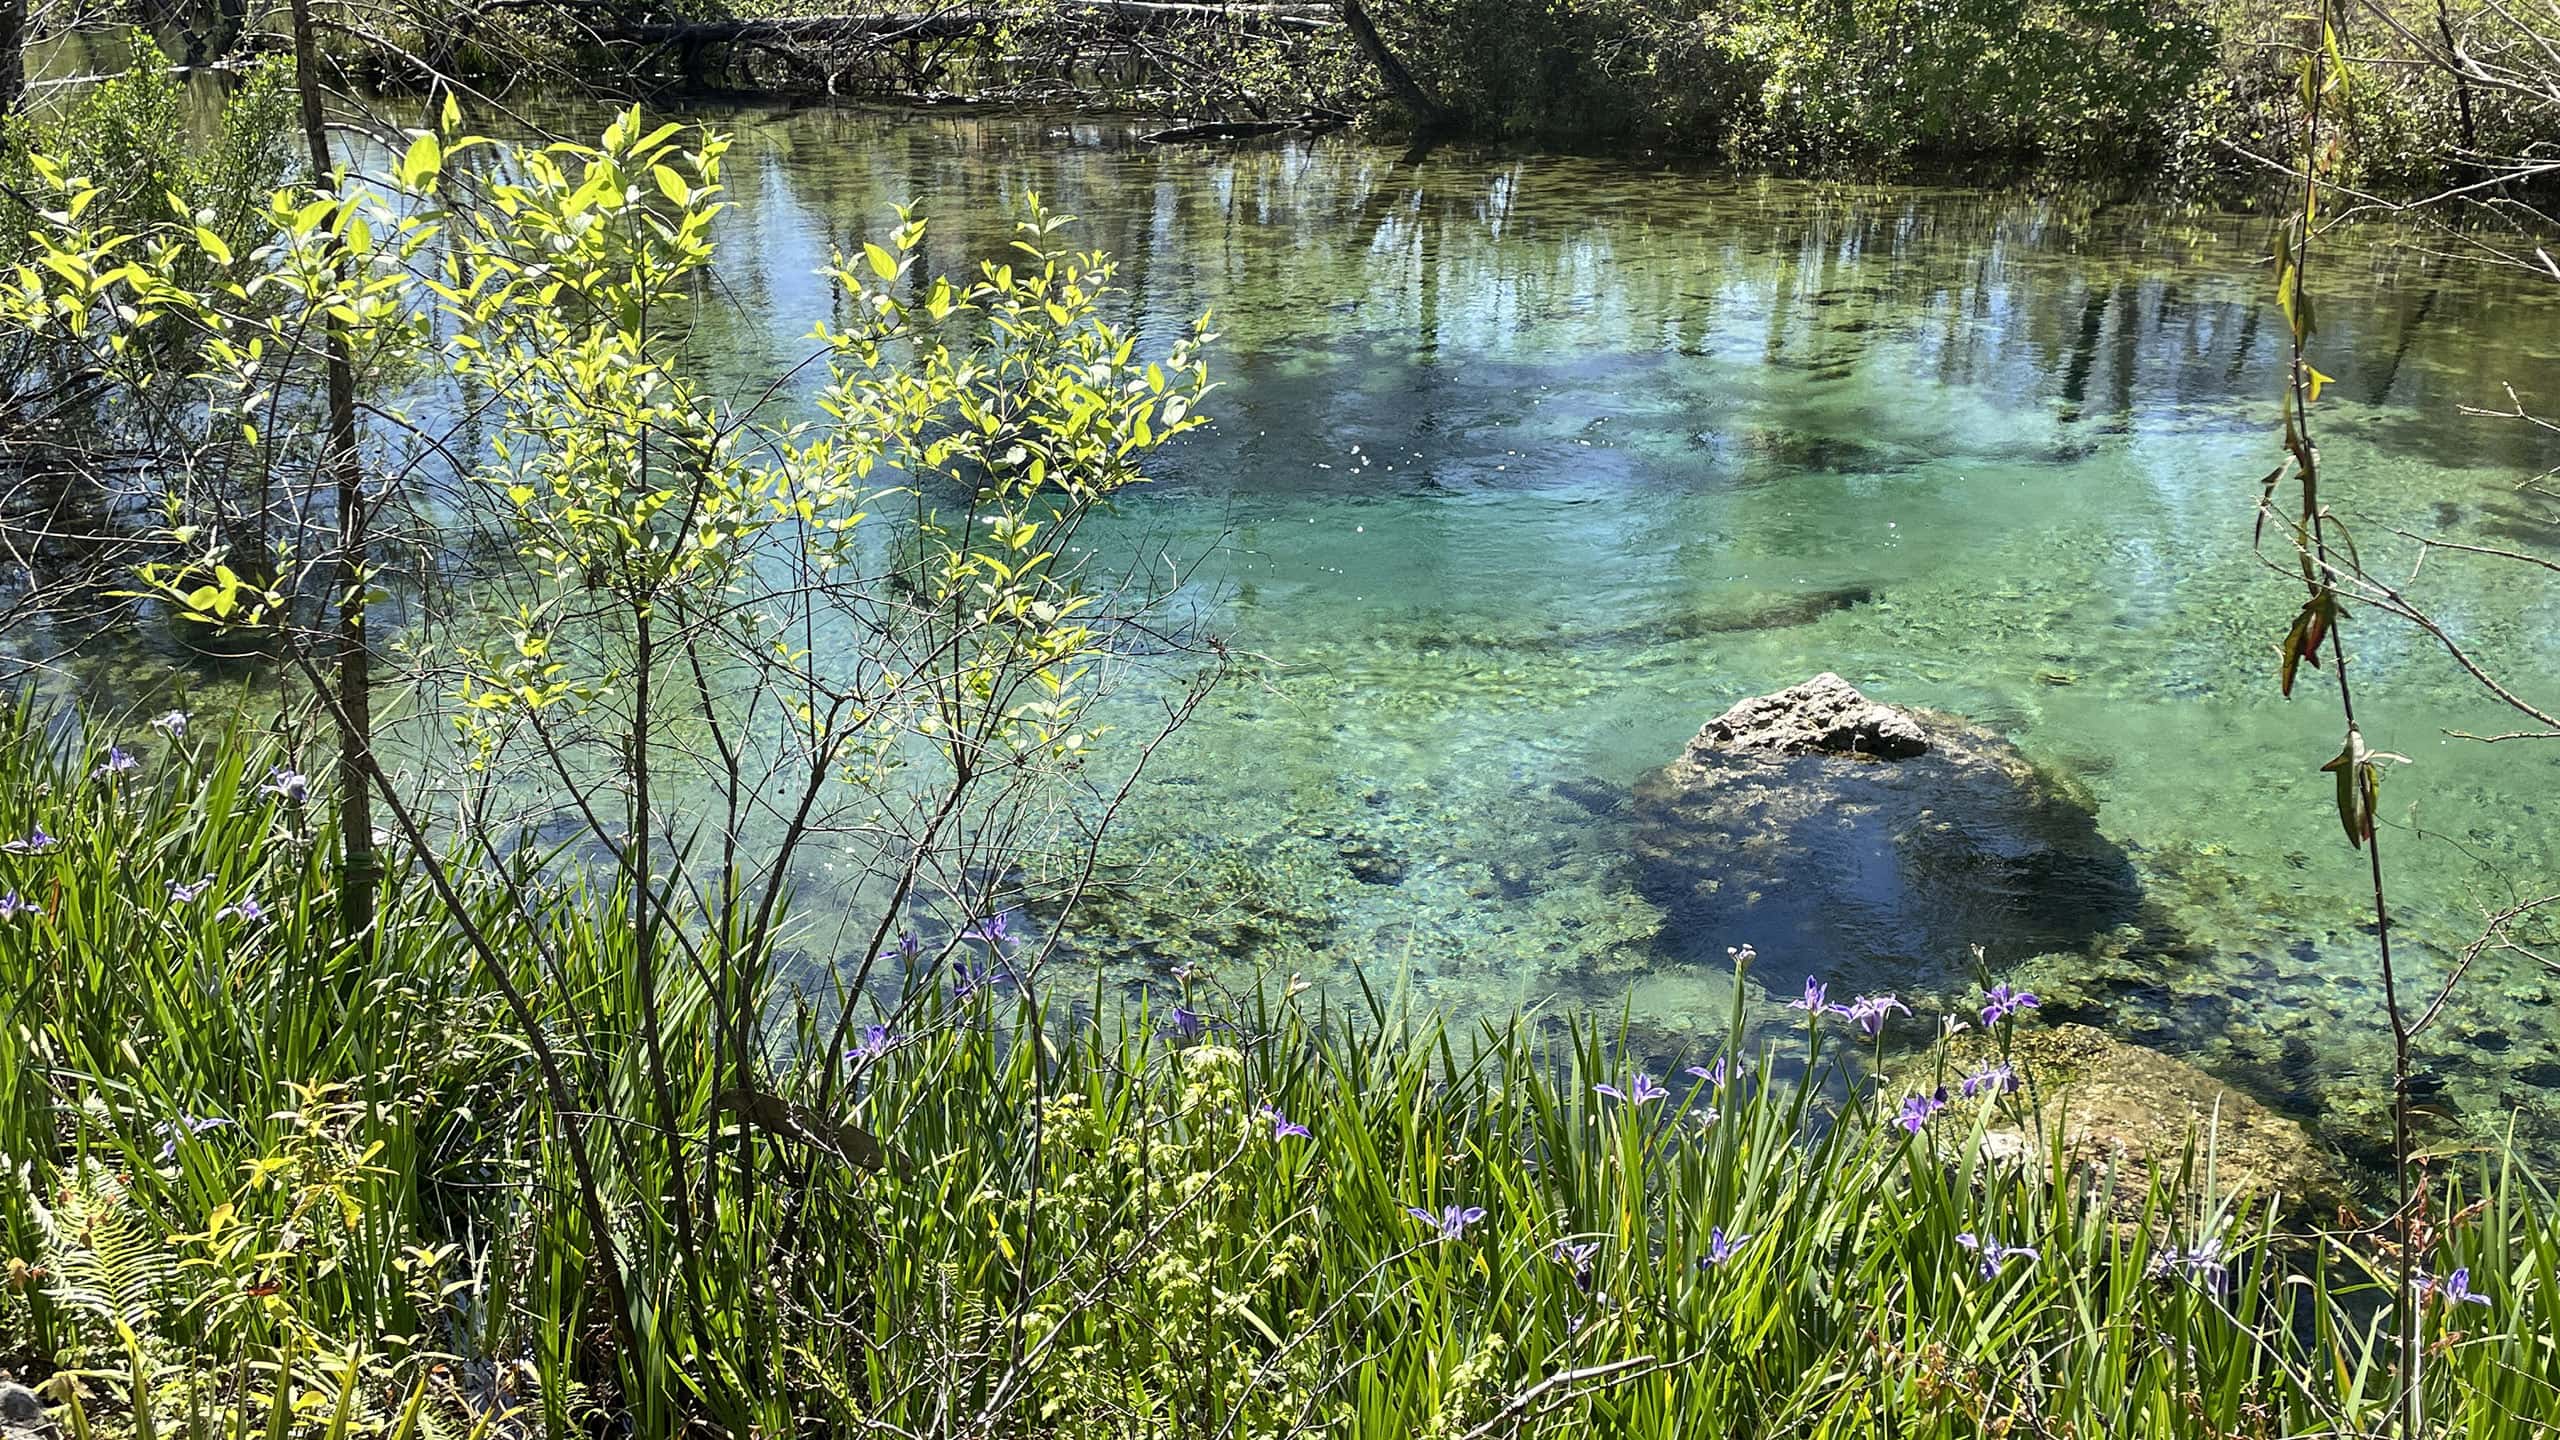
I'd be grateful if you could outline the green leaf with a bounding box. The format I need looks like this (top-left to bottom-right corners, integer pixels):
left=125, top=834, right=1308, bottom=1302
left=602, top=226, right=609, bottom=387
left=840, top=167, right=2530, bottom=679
left=2318, top=729, right=2402, bottom=850
left=401, top=132, right=443, bottom=190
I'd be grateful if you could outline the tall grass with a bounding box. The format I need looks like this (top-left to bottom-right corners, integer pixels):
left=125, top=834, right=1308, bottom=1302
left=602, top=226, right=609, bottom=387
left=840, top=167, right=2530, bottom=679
left=2, top=711, right=2555, bottom=1436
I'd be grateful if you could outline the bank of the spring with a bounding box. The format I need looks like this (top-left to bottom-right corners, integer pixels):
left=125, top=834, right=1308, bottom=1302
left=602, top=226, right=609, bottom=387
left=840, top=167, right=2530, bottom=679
left=1, top=710, right=2555, bottom=1438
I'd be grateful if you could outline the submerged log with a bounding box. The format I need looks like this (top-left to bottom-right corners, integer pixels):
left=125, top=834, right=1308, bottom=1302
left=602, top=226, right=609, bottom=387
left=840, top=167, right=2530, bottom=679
left=1141, top=114, right=1345, bottom=142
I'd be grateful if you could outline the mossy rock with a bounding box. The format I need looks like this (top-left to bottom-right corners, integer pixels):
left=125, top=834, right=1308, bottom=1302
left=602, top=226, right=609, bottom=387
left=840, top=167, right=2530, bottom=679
left=1923, top=1023, right=2350, bottom=1218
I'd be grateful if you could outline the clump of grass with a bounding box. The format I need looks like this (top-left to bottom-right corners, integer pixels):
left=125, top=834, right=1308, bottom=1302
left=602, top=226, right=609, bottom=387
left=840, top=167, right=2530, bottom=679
left=2, top=711, right=2554, bottom=1436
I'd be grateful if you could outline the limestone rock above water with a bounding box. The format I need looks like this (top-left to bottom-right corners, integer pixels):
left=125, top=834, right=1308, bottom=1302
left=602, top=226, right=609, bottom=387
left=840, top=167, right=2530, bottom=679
left=1696, top=671, right=1928, bottom=758
left=1929, top=1024, right=2346, bottom=1215
left=1631, top=675, right=2142, bottom=994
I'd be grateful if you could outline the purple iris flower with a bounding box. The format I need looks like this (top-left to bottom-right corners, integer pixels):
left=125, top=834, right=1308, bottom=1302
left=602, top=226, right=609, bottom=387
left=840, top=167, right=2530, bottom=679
left=1551, top=1237, right=1599, bottom=1290
left=1788, top=976, right=1829, bottom=1013
left=150, top=710, right=189, bottom=739
left=2444, top=1268, right=2490, bottom=1307
left=1161, top=1005, right=1210, bottom=1042
left=2149, top=1237, right=2229, bottom=1289
left=1981, top=983, right=2041, bottom=1027
left=852, top=1024, right=894, bottom=1063
left=1406, top=1204, right=1488, bottom=1241
left=168, top=875, right=214, bottom=904
left=951, top=960, right=1007, bottom=1002
left=962, top=911, right=1015, bottom=948
left=1896, top=1090, right=1946, bottom=1134
left=1956, top=1232, right=2040, bottom=1280
left=154, top=1114, right=230, bottom=1162
left=1260, top=1104, right=1310, bottom=1141
left=2418, top=1268, right=2489, bottom=1308
left=217, top=896, right=267, bottom=924
left=1832, top=993, right=1911, bottom=1038
left=94, top=745, right=138, bottom=779
left=1685, top=1055, right=1730, bottom=1088
left=1959, top=1061, right=2020, bottom=1098
left=4, top=827, right=57, bottom=855
left=263, top=768, right=310, bottom=804
left=1701, top=1226, right=1753, bottom=1268
left=895, top=930, right=922, bottom=963
left=1594, top=1072, right=1668, bottom=1106
left=0, top=892, right=29, bottom=921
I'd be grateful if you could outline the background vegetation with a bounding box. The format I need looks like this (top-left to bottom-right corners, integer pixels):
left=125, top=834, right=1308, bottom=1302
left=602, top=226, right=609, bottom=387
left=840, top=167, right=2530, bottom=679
left=3, top=0, right=2554, bottom=196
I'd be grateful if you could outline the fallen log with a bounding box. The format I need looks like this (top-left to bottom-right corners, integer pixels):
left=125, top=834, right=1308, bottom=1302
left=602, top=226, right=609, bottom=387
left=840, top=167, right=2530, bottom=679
left=1141, top=114, right=1344, bottom=141
left=611, top=0, right=1337, bottom=46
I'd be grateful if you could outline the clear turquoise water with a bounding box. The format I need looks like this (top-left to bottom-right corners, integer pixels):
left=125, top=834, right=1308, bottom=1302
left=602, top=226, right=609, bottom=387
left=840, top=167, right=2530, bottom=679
left=687, top=104, right=2560, bottom=1172
left=53, top=100, right=2560, bottom=1171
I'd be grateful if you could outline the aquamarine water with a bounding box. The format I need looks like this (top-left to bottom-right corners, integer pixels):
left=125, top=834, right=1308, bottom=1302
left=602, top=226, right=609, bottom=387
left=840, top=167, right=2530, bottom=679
left=62, top=100, right=2560, bottom=1172
left=667, top=103, right=2560, bottom=1173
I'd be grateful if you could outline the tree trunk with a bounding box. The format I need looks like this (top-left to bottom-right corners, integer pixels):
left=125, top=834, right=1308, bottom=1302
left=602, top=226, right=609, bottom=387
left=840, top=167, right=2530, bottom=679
left=1339, top=0, right=1443, bottom=131
left=283, top=0, right=379, bottom=949
left=1, top=0, right=28, bottom=117
left=2435, top=0, right=2479, bottom=161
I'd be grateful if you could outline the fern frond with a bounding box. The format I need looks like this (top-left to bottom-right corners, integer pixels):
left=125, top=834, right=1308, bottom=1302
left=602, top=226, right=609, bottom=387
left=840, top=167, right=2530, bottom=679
left=39, top=1162, right=176, bottom=1338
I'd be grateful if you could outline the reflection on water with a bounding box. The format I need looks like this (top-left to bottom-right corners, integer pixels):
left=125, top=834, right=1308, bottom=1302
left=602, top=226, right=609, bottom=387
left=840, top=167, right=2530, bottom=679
left=41, top=99, right=2560, bottom=1176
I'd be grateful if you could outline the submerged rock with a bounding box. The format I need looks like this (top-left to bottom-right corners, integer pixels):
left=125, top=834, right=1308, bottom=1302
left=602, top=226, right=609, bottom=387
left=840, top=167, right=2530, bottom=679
left=1927, top=1023, right=2347, bottom=1215
left=1631, top=674, right=2142, bottom=994
left=1738, top=424, right=1911, bottom=475
left=1337, top=832, right=1410, bottom=886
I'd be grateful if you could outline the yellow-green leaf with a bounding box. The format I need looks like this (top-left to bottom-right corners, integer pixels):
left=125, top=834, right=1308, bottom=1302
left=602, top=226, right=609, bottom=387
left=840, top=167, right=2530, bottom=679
left=401, top=132, right=443, bottom=190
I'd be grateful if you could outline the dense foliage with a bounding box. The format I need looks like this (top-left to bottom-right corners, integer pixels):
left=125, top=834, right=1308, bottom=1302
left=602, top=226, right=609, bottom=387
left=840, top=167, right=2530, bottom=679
left=1371, top=0, right=2217, bottom=172
left=0, top=39, right=299, bottom=537
left=6, top=0, right=2546, bottom=194
left=1349, top=0, right=2552, bottom=188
